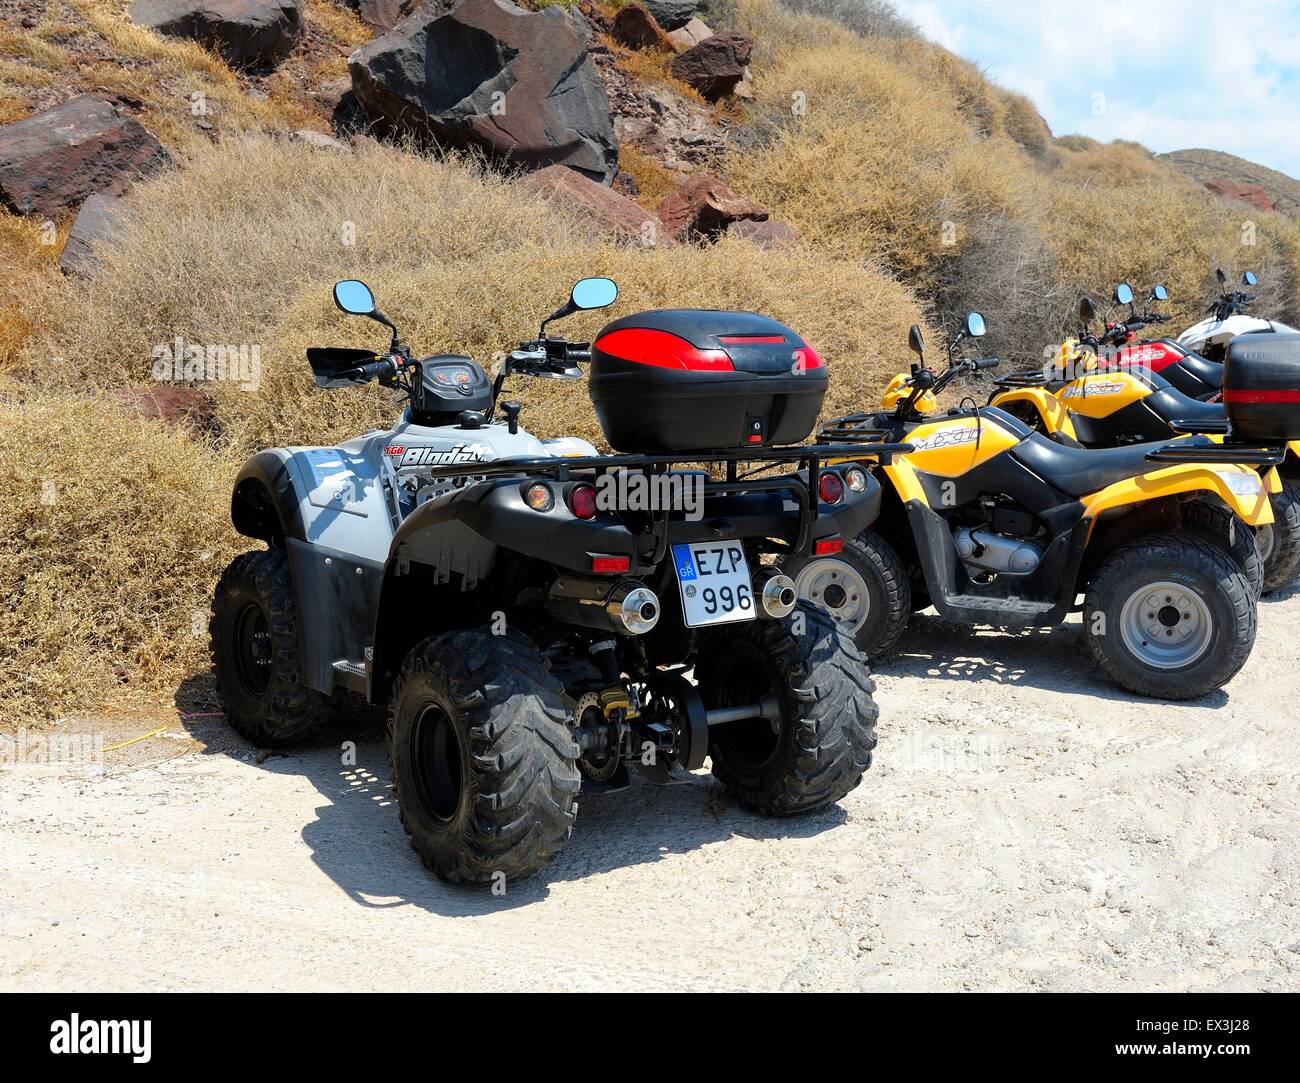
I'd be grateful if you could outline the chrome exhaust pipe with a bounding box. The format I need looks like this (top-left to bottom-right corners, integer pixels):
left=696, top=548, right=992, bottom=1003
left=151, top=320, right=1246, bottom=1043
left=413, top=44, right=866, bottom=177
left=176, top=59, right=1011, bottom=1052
left=753, top=568, right=797, bottom=619
left=546, top=577, right=660, bottom=635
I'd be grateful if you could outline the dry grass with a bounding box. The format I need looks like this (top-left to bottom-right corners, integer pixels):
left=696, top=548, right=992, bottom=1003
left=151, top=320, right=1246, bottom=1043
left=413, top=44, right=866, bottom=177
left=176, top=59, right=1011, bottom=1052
left=0, top=393, right=242, bottom=725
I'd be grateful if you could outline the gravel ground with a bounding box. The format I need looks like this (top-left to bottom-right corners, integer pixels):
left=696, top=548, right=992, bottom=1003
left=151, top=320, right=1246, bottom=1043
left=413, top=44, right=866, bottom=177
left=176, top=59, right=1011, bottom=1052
left=3, top=588, right=1298, bottom=992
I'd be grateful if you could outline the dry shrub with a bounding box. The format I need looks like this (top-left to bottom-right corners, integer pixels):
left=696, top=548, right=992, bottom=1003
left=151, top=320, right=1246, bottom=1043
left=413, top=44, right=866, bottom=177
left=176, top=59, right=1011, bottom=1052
left=727, top=23, right=1026, bottom=295
left=770, top=0, right=917, bottom=41
left=0, top=394, right=242, bottom=725
left=223, top=234, right=933, bottom=453
left=16, top=136, right=562, bottom=392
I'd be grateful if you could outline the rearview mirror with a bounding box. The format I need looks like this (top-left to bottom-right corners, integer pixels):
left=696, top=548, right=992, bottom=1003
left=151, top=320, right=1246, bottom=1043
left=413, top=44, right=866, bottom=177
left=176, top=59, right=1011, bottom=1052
left=907, top=324, right=925, bottom=356
left=1079, top=296, right=1096, bottom=322
left=1151, top=284, right=1168, bottom=301
left=964, top=311, right=986, bottom=338
left=333, top=279, right=376, bottom=316
left=1113, top=282, right=1134, bottom=305
left=1242, top=271, right=1258, bottom=286
left=571, top=277, right=618, bottom=310
left=1216, top=268, right=1227, bottom=286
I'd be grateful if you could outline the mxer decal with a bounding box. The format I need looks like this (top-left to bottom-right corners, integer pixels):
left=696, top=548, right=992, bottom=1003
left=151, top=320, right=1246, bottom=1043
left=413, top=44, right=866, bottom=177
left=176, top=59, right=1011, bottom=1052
left=1062, top=380, right=1127, bottom=398
left=909, top=426, right=980, bottom=452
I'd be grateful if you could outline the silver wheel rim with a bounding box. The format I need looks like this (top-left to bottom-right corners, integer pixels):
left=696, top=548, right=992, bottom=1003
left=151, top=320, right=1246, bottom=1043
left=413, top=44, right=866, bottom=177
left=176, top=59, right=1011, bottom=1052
left=1118, top=580, right=1213, bottom=670
left=792, top=557, right=869, bottom=632
left=1255, top=523, right=1276, bottom=564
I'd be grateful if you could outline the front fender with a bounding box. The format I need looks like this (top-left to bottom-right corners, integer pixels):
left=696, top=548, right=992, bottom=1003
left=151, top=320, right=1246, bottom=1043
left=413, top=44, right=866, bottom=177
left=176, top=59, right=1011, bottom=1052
left=989, top=387, right=1078, bottom=440
left=1081, top=464, right=1275, bottom=528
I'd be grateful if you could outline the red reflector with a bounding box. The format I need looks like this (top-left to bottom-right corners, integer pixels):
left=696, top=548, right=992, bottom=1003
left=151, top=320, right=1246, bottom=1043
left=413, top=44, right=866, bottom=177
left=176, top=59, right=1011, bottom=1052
left=718, top=334, right=786, bottom=344
left=569, top=484, right=597, bottom=520
left=747, top=433, right=763, bottom=443
left=1222, top=389, right=1300, bottom=404
left=591, top=555, right=630, bottom=574
left=792, top=345, right=824, bottom=371
left=593, top=328, right=734, bottom=371
left=814, top=538, right=844, bottom=555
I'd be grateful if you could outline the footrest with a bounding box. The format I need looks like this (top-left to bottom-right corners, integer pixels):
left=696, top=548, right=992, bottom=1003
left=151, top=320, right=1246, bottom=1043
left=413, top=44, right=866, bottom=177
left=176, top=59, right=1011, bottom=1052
left=944, top=595, right=1056, bottom=618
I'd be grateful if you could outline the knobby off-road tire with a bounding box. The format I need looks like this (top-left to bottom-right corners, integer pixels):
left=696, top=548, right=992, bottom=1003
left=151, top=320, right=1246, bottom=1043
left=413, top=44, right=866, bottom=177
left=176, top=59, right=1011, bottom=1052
left=210, top=550, right=338, bottom=746
left=1258, top=480, right=1300, bottom=594
left=782, top=529, right=911, bottom=658
left=696, top=602, right=878, bottom=815
left=388, top=630, right=580, bottom=885
left=1182, top=499, right=1264, bottom=598
left=1083, top=534, right=1256, bottom=700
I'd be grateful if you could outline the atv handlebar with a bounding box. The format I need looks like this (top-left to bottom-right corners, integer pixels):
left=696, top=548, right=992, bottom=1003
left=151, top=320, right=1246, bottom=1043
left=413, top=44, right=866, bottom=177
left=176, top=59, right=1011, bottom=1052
left=338, top=357, right=401, bottom=383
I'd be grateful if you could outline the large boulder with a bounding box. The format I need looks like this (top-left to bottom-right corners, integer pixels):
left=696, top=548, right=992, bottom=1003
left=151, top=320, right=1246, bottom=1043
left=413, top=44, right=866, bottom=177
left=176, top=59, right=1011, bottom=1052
left=611, top=3, right=679, bottom=52
left=666, top=16, right=711, bottom=50
left=523, top=164, right=675, bottom=247
left=129, top=0, right=303, bottom=67
left=643, top=0, right=698, bottom=31
left=0, top=95, right=171, bottom=217
left=657, top=171, right=767, bottom=241
left=59, top=192, right=123, bottom=276
left=670, top=30, right=751, bottom=101
left=349, top=0, right=618, bottom=183
left=352, top=0, right=419, bottom=33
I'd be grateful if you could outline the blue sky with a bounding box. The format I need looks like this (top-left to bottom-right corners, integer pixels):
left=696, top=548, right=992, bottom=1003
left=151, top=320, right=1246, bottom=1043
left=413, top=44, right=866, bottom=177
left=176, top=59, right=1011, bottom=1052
left=892, top=0, right=1300, bottom=179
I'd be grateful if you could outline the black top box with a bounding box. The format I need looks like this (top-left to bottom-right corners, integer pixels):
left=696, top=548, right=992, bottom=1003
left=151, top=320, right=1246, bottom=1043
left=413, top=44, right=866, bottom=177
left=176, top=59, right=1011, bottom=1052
left=589, top=310, right=828, bottom=453
left=1223, top=332, right=1300, bottom=443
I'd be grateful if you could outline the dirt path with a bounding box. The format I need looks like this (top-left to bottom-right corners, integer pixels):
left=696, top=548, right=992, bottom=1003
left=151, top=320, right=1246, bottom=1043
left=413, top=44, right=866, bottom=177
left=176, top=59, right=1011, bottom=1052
left=4, top=590, right=1299, bottom=992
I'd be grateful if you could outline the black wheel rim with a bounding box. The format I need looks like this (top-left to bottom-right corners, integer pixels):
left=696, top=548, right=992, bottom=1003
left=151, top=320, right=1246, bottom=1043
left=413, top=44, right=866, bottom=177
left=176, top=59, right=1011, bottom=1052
left=233, top=601, right=273, bottom=697
left=711, top=651, right=781, bottom=766
left=410, top=704, right=464, bottom=823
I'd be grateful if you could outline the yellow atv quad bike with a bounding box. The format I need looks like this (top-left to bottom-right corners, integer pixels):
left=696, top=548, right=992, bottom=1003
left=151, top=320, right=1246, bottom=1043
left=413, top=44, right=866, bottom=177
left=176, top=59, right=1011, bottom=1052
left=990, top=286, right=1300, bottom=593
left=784, top=312, right=1287, bottom=700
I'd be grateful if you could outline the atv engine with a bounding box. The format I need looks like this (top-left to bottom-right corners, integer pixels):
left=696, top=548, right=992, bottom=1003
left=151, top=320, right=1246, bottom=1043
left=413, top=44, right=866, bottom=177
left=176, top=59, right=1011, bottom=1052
left=953, top=499, right=1044, bottom=577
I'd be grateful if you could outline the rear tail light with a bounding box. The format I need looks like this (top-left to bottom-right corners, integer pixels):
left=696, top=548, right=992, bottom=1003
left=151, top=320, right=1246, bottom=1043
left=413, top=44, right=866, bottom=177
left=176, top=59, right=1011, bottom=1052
left=568, top=484, right=598, bottom=520
left=814, top=537, right=844, bottom=555
left=792, top=345, right=824, bottom=372
left=818, top=471, right=844, bottom=504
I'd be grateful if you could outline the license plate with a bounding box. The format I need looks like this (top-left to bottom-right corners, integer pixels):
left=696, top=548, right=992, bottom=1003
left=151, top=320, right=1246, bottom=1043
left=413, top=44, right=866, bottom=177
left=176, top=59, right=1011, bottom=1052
left=671, top=542, right=755, bottom=628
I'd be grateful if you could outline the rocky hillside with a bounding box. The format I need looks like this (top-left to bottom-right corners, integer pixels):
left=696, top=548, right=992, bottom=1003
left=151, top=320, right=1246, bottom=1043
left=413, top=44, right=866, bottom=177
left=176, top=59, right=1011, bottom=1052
left=3, top=0, right=1300, bottom=723
left=1161, top=147, right=1300, bottom=219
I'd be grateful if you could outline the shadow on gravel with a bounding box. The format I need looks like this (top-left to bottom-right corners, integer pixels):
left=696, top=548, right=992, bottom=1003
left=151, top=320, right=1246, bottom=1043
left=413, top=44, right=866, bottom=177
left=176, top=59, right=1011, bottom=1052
left=174, top=673, right=846, bottom=914
left=877, top=611, right=1230, bottom=709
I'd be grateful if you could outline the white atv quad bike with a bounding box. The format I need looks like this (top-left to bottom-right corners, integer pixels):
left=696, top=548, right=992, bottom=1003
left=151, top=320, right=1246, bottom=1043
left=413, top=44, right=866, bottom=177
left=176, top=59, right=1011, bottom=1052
left=211, top=277, right=897, bottom=885
left=1177, top=270, right=1299, bottom=362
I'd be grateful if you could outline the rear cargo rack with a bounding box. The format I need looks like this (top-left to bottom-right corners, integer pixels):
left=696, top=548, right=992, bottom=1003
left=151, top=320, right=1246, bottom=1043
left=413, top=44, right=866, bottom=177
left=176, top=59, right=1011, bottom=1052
left=419, top=442, right=910, bottom=559
left=1145, top=441, right=1285, bottom=466
left=816, top=414, right=915, bottom=456
left=991, top=368, right=1058, bottom=390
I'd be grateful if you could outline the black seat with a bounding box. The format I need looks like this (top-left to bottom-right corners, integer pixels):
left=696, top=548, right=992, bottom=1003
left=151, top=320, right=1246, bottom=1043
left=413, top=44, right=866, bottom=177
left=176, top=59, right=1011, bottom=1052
left=1146, top=385, right=1224, bottom=423
left=1010, top=432, right=1182, bottom=497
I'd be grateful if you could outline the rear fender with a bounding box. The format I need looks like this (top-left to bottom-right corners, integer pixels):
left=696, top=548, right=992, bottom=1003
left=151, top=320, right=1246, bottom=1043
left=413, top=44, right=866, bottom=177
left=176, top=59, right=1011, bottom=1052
left=1081, top=464, right=1275, bottom=529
